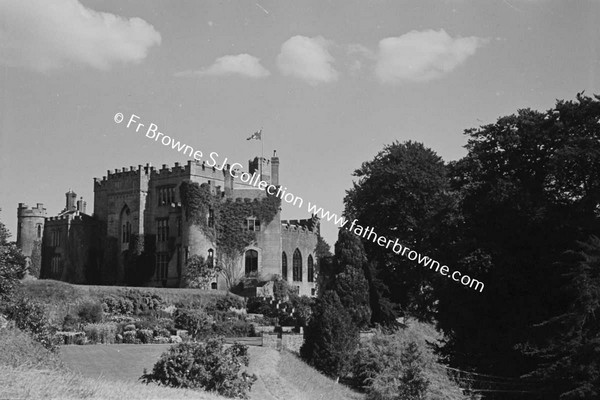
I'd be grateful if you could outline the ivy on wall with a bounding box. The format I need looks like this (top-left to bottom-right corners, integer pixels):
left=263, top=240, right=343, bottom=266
left=179, top=181, right=281, bottom=259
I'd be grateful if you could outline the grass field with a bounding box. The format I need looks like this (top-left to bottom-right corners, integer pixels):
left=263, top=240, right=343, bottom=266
left=60, top=343, right=365, bottom=400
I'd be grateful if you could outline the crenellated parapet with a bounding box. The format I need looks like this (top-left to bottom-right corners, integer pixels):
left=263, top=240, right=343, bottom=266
left=281, top=217, right=320, bottom=234
left=94, top=163, right=155, bottom=188
left=17, top=203, right=47, bottom=218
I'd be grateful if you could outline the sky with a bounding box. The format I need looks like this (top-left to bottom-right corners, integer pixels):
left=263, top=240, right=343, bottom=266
left=1, top=0, right=600, bottom=245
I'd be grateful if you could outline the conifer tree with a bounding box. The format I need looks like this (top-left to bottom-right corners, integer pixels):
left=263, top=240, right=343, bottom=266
left=300, top=290, right=359, bottom=380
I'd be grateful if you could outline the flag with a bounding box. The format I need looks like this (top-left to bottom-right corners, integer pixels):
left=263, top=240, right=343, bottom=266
left=246, top=129, right=262, bottom=141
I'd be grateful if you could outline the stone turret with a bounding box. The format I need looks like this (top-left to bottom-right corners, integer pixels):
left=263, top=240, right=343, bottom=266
left=16, top=203, right=46, bottom=277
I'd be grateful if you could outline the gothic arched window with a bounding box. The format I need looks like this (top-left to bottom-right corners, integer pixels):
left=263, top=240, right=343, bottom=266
left=245, top=249, right=258, bottom=276
left=293, top=249, right=302, bottom=282
left=282, top=252, right=288, bottom=280
left=207, top=249, right=214, bottom=267
left=307, top=255, right=314, bottom=282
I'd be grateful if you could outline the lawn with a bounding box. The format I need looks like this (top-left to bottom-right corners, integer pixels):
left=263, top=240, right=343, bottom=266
left=60, top=343, right=365, bottom=400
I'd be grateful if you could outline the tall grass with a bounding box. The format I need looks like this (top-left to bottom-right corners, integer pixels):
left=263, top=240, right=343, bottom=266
left=0, top=366, right=228, bottom=400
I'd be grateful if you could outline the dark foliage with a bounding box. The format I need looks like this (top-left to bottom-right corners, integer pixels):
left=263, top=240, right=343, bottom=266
left=300, top=290, right=359, bottom=379
left=76, top=300, right=104, bottom=323
left=0, top=210, right=27, bottom=302
left=4, top=295, right=59, bottom=351
left=435, top=93, right=600, bottom=398
left=343, top=141, right=452, bottom=321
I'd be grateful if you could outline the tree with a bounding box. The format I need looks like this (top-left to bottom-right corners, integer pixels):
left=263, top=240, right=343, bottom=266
left=521, top=236, right=600, bottom=399
left=0, top=209, right=26, bottom=303
left=300, top=290, right=359, bottom=380
left=343, top=140, right=451, bottom=321
left=436, top=93, right=600, bottom=397
left=183, top=255, right=221, bottom=289
left=353, top=332, right=430, bottom=400
left=329, top=229, right=372, bottom=329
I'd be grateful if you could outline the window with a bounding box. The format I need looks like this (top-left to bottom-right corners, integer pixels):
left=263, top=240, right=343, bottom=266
left=308, top=255, right=314, bottom=282
left=122, top=222, right=131, bottom=243
left=211, top=282, right=217, bottom=290
left=51, top=230, right=60, bottom=247
left=293, top=249, right=302, bottom=282
left=246, top=217, right=260, bottom=232
left=51, top=255, right=62, bottom=276
left=311, top=288, right=316, bottom=296
left=245, top=249, right=258, bottom=275
left=282, top=252, right=288, bottom=280
left=156, top=253, right=169, bottom=280
left=208, top=208, right=215, bottom=228
left=157, top=186, right=176, bottom=206
left=156, top=218, right=169, bottom=242
left=36, top=224, right=42, bottom=239
left=207, top=249, right=214, bottom=267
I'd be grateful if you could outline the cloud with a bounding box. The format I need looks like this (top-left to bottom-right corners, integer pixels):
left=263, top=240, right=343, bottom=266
left=175, top=54, right=270, bottom=78
left=276, top=35, right=338, bottom=85
left=0, top=0, right=161, bottom=72
left=374, top=29, right=486, bottom=84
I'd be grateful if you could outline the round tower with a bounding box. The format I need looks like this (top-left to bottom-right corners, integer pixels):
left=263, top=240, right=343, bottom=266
left=17, top=203, right=47, bottom=277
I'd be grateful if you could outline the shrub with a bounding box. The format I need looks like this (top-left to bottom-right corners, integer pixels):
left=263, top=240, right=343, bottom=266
left=4, top=296, right=59, bottom=351
left=154, top=336, right=170, bottom=344
left=76, top=301, right=104, bottom=324
left=123, top=324, right=136, bottom=332
left=123, top=289, right=165, bottom=314
left=55, top=331, right=86, bottom=345
left=353, top=332, right=430, bottom=400
left=102, top=295, right=134, bottom=315
left=122, top=330, right=139, bottom=344
left=137, top=328, right=154, bottom=344
left=83, top=322, right=117, bottom=344
left=246, top=297, right=273, bottom=316
left=154, top=327, right=171, bottom=338
left=213, top=319, right=253, bottom=338
left=0, top=216, right=27, bottom=302
left=140, top=337, right=257, bottom=399
left=207, top=294, right=245, bottom=313
left=62, top=313, right=81, bottom=331
left=174, top=309, right=214, bottom=339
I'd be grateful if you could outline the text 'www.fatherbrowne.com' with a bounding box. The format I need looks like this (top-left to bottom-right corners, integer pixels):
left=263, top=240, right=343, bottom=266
left=113, top=112, right=484, bottom=292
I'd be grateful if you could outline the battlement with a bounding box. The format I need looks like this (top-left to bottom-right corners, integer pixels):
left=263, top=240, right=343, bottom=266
left=94, top=163, right=156, bottom=186
left=281, top=217, right=319, bottom=233
left=45, top=211, right=88, bottom=222
left=17, top=203, right=46, bottom=217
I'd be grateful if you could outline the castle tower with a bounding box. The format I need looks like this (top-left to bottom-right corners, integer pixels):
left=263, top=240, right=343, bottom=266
left=65, top=190, right=77, bottom=212
left=16, top=203, right=47, bottom=277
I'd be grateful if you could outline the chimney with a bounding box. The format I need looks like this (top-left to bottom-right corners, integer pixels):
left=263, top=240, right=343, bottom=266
left=76, top=197, right=87, bottom=214
left=271, top=151, right=279, bottom=186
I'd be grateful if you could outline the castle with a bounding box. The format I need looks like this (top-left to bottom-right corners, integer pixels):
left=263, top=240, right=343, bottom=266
left=16, top=155, right=319, bottom=296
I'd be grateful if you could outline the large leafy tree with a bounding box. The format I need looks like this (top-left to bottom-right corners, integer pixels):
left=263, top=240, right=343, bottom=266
left=436, top=93, right=600, bottom=398
left=343, top=140, right=452, bottom=320
left=0, top=209, right=26, bottom=303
